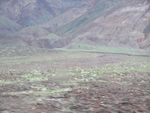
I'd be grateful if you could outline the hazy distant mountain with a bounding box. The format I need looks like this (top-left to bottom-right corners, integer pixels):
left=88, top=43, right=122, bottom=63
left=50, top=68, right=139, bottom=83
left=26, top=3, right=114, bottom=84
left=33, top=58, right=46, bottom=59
left=0, top=0, right=149, bottom=53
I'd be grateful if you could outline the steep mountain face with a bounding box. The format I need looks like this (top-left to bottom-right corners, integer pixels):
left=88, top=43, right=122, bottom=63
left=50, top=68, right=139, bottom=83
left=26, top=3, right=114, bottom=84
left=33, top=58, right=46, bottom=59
left=0, top=0, right=92, bottom=47
left=0, top=0, right=92, bottom=27
left=66, top=0, right=150, bottom=49
left=0, top=0, right=149, bottom=52
left=56, top=0, right=150, bottom=49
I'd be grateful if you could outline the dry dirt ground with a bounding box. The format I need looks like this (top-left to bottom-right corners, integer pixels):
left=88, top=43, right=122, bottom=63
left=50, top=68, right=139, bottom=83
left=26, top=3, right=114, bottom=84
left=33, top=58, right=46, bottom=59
left=0, top=52, right=150, bottom=113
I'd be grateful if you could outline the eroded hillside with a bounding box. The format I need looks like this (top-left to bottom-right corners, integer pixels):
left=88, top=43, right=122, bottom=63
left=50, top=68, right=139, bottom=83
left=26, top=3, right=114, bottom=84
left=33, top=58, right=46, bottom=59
left=0, top=0, right=149, bottom=54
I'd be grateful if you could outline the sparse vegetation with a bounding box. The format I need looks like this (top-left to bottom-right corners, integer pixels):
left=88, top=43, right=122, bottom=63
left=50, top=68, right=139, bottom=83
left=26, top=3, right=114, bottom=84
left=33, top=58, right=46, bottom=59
left=0, top=51, right=150, bottom=113
left=0, top=0, right=150, bottom=113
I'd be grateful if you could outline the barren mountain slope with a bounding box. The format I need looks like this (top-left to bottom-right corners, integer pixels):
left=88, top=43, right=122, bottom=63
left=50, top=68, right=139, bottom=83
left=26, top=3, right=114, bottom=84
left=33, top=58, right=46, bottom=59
left=0, top=0, right=149, bottom=54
